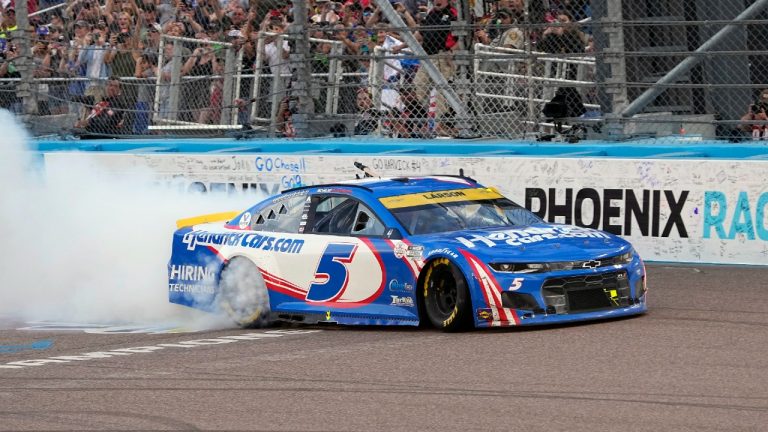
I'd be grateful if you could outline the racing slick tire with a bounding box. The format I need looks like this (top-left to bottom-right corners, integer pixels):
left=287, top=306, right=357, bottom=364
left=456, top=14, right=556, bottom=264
left=422, top=258, right=473, bottom=332
left=218, top=257, right=272, bottom=328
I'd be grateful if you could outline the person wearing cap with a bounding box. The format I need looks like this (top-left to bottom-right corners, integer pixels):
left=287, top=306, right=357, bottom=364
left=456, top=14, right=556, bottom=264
left=31, top=37, right=53, bottom=114
left=475, top=8, right=524, bottom=50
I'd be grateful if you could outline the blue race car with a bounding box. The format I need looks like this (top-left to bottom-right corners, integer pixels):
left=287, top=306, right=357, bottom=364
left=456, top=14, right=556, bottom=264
left=168, top=173, right=647, bottom=331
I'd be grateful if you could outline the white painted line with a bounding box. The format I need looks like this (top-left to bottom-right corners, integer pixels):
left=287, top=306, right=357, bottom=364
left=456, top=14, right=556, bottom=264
left=0, top=330, right=321, bottom=370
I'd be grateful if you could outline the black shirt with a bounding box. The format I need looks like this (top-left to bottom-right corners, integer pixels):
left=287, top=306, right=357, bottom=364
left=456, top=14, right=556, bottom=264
left=86, top=95, right=129, bottom=135
left=421, top=6, right=457, bottom=55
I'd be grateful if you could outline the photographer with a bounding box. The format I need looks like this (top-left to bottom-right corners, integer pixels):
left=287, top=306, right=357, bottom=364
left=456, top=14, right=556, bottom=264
left=105, top=31, right=139, bottom=130
left=740, top=90, right=768, bottom=140
left=77, top=22, right=112, bottom=103
left=0, top=42, right=22, bottom=114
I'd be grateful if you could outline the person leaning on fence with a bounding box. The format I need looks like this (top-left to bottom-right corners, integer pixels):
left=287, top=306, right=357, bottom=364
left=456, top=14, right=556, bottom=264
left=740, top=90, right=768, bottom=140
left=412, top=0, right=458, bottom=136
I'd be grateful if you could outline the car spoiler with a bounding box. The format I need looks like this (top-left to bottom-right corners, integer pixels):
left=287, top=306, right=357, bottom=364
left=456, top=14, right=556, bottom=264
left=176, top=211, right=241, bottom=229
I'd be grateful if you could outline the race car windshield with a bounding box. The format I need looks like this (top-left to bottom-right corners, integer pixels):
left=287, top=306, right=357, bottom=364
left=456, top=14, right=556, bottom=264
left=391, top=198, right=543, bottom=235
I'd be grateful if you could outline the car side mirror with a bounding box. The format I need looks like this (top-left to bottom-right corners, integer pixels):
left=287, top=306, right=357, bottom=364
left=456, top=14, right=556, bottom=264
left=384, top=227, right=403, bottom=239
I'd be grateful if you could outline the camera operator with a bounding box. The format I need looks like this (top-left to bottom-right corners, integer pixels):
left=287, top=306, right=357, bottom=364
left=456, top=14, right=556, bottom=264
left=740, top=90, right=768, bottom=140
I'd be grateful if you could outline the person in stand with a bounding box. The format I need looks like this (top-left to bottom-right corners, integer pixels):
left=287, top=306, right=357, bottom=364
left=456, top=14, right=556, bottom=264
left=740, top=89, right=768, bottom=140
left=75, top=76, right=129, bottom=136
left=133, top=52, right=157, bottom=134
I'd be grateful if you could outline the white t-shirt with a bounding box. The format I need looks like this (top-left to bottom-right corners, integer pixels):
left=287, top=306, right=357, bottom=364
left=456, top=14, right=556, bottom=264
left=381, top=35, right=403, bottom=81
left=264, top=39, right=291, bottom=78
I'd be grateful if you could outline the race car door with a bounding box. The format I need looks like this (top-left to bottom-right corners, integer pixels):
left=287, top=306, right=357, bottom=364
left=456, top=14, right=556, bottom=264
left=277, top=193, right=419, bottom=324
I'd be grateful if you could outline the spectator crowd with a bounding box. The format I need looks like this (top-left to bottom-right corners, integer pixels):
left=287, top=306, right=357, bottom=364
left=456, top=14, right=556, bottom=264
left=0, top=0, right=597, bottom=137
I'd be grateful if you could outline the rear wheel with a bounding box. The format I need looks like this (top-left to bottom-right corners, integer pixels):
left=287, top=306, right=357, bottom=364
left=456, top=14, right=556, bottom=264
left=218, top=257, right=271, bottom=328
left=422, top=258, right=473, bottom=332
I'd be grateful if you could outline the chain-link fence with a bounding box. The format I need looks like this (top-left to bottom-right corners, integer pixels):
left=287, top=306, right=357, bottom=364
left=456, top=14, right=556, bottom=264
left=3, top=0, right=768, bottom=142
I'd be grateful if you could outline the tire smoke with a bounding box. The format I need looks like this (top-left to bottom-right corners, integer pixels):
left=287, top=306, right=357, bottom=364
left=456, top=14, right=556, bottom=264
left=0, top=110, right=258, bottom=331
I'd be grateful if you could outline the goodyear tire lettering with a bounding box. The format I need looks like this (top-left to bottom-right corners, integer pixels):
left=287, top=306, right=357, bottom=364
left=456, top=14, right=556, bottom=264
left=422, top=258, right=471, bottom=332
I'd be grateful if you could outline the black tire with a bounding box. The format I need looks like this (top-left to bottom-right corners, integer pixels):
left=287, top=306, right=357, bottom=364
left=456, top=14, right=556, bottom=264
left=218, top=257, right=271, bottom=328
left=422, top=258, right=473, bottom=332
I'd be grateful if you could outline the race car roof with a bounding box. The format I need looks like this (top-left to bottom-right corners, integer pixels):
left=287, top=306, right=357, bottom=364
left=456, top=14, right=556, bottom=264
left=290, top=175, right=484, bottom=199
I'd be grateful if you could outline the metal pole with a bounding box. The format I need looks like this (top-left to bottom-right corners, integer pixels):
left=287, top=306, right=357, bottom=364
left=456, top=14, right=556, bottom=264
left=231, top=48, right=244, bottom=126
left=621, top=0, right=768, bottom=118
left=372, top=0, right=468, bottom=120
left=451, top=0, right=473, bottom=136
left=13, top=0, right=36, bottom=117
left=325, top=42, right=340, bottom=115
left=169, top=40, right=182, bottom=122
left=289, top=0, right=314, bottom=137
left=269, top=35, right=285, bottom=136
left=372, top=46, right=384, bottom=121
left=250, top=34, right=266, bottom=123
left=330, top=42, right=343, bottom=114
left=221, top=46, right=236, bottom=125
left=152, top=38, right=166, bottom=124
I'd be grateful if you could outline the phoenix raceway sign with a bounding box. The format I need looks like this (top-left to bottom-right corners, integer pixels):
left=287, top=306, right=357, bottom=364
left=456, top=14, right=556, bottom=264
left=43, top=153, right=768, bottom=265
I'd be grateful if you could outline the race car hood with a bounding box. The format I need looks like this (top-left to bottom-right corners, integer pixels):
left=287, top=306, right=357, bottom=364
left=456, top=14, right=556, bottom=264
left=419, top=224, right=632, bottom=262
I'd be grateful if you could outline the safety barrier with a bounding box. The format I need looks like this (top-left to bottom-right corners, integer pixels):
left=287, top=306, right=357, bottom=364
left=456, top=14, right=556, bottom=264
left=37, top=137, right=768, bottom=266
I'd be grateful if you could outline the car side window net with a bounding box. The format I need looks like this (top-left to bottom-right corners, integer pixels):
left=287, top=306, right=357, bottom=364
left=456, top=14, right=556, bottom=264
left=309, top=196, right=386, bottom=237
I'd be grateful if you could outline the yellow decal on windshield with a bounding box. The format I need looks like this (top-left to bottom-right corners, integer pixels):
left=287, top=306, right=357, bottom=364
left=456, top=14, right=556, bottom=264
left=380, top=188, right=504, bottom=209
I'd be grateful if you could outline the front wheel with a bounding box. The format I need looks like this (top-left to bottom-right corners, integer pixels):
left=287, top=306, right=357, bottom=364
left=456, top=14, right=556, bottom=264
left=422, top=258, right=473, bottom=332
left=218, top=257, right=271, bottom=328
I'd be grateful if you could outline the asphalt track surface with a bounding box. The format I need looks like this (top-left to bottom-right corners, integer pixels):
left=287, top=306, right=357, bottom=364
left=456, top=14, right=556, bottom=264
left=1, top=264, right=767, bottom=432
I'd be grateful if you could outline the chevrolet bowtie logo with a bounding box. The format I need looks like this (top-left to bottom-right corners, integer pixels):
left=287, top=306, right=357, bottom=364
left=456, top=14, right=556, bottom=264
left=582, top=260, right=601, bottom=269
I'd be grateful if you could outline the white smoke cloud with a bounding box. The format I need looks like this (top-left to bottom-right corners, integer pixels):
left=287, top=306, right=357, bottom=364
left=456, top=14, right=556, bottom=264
left=0, top=110, right=259, bottom=331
